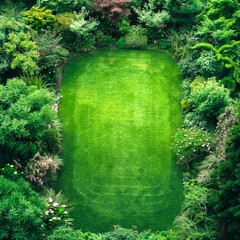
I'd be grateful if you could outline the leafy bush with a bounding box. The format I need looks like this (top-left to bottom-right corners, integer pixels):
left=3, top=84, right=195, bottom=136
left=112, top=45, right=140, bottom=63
left=33, top=29, right=70, bottom=85
left=116, top=37, right=126, bottom=49
left=0, top=79, right=60, bottom=160
left=188, top=78, right=231, bottom=127
left=190, top=76, right=205, bottom=90
left=172, top=128, right=214, bottom=169
left=37, top=0, right=91, bottom=13
left=0, top=175, right=45, bottom=240
left=117, top=16, right=131, bottom=35
left=178, top=55, right=200, bottom=78
left=172, top=180, right=217, bottom=240
left=23, top=6, right=56, bottom=31
left=0, top=18, right=39, bottom=76
left=125, top=33, right=148, bottom=49
left=0, top=163, right=22, bottom=181
left=55, top=12, right=75, bottom=46
left=125, top=27, right=148, bottom=49
left=165, top=0, right=203, bottom=30
left=95, top=31, right=116, bottom=47
left=43, top=196, right=70, bottom=230
left=183, top=112, right=208, bottom=129
left=22, top=74, right=48, bottom=89
left=159, top=39, right=170, bottom=50
left=220, top=75, right=236, bottom=93
left=46, top=226, right=101, bottom=240
left=196, top=51, right=224, bottom=79
left=69, top=8, right=99, bottom=52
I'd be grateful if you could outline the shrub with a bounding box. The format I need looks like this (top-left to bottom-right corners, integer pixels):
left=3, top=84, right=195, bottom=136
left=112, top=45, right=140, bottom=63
left=159, top=39, right=170, bottom=50
left=172, top=128, right=214, bottom=169
left=0, top=79, right=60, bottom=160
left=102, top=225, right=158, bottom=240
left=172, top=180, right=217, bottom=240
left=0, top=163, right=22, bottom=181
left=117, top=16, right=131, bottom=35
left=46, top=226, right=101, bottom=240
left=37, top=0, right=91, bottom=13
left=190, top=76, right=205, bottom=90
left=211, top=115, right=240, bottom=240
left=196, top=51, right=224, bottom=79
left=220, top=75, right=236, bottom=93
left=15, top=152, right=63, bottom=187
left=183, top=112, right=208, bottom=129
left=43, top=196, right=70, bottom=230
left=93, top=0, right=131, bottom=24
left=0, top=175, right=45, bottom=240
left=95, top=31, right=116, bottom=47
left=22, top=74, right=49, bottom=89
left=178, top=55, right=200, bottom=78
left=116, top=37, right=126, bottom=49
left=124, top=26, right=148, bottom=49
left=125, top=33, right=148, bottom=49
left=33, top=30, right=70, bottom=85
left=188, top=78, right=231, bottom=127
left=55, top=13, right=76, bottom=46
left=0, top=18, right=39, bottom=77
left=22, top=6, right=56, bottom=31
left=69, top=8, right=98, bottom=52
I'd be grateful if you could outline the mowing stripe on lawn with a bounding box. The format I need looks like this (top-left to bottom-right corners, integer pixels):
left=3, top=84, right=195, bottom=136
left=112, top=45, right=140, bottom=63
left=58, top=49, right=183, bottom=232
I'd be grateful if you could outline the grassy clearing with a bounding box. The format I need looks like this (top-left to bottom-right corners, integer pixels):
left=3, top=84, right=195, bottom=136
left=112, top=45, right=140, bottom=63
left=57, top=49, right=183, bottom=232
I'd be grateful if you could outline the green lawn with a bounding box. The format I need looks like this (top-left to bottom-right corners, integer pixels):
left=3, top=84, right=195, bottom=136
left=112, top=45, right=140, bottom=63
left=57, top=49, right=183, bottom=232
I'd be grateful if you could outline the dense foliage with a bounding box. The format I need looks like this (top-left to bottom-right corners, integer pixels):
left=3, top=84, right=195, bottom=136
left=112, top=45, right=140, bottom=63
left=0, top=175, right=45, bottom=240
left=0, top=79, right=60, bottom=160
left=0, top=0, right=239, bottom=239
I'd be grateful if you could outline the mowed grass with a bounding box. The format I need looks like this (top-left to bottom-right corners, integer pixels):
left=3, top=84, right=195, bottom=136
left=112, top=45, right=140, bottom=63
left=58, top=49, right=183, bottom=232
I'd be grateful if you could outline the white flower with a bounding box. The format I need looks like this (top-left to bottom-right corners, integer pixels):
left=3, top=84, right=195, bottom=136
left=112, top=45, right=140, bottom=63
left=53, top=202, right=59, bottom=207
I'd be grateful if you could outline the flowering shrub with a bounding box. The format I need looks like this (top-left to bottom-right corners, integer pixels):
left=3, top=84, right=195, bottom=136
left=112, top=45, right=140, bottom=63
left=15, top=152, right=63, bottom=187
left=0, top=163, right=22, bottom=181
left=42, top=197, right=70, bottom=233
left=172, top=128, right=215, bottom=169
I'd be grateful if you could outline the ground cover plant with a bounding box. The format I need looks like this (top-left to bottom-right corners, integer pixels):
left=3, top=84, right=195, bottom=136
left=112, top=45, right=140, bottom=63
left=57, top=49, right=183, bottom=232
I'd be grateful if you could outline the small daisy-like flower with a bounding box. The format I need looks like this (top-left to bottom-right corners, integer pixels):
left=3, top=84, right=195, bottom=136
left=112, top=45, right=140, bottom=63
left=53, top=202, right=59, bottom=207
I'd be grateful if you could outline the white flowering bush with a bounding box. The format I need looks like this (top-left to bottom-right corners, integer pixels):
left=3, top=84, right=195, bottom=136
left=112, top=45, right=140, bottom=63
left=172, top=128, right=215, bottom=169
left=41, top=197, right=70, bottom=236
